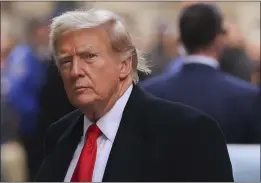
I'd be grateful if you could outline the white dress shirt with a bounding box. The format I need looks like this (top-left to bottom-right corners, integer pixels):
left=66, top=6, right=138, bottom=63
left=64, top=84, right=133, bottom=182
left=184, top=55, right=220, bottom=69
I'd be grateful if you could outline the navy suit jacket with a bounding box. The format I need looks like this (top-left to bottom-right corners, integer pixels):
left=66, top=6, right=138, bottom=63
left=141, top=63, right=260, bottom=144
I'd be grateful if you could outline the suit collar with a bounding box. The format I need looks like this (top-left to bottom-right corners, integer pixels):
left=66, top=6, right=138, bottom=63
left=184, top=55, right=220, bottom=69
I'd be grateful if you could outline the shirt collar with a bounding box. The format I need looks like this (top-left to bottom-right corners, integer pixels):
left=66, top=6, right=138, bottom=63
left=83, top=84, right=133, bottom=142
left=183, top=55, right=220, bottom=69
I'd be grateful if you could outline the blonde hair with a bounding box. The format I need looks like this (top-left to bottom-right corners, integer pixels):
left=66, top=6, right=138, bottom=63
left=49, top=8, right=151, bottom=83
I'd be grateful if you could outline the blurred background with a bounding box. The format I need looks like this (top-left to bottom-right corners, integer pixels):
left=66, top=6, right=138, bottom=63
left=1, top=1, right=260, bottom=182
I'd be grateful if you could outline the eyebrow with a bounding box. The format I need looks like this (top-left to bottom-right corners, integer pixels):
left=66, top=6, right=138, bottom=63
left=57, top=45, right=99, bottom=61
left=57, top=45, right=95, bottom=55
left=76, top=45, right=96, bottom=54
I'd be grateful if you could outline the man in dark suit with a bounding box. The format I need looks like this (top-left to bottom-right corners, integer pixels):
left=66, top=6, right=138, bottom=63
left=141, top=4, right=260, bottom=144
left=36, top=8, right=233, bottom=182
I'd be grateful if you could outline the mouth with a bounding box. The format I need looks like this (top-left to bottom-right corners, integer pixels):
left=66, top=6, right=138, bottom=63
left=74, top=86, right=89, bottom=92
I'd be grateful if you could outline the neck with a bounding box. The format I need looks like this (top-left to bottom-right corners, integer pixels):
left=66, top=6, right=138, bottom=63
left=192, top=50, right=219, bottom=61
left=82, top=78, right=132, bottom=122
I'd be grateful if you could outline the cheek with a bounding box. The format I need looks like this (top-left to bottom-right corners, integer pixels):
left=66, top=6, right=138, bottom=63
left=100, top=64, right=120, bottom=83
left=91, top=61, right=120, bottom=95
left=92, top=58, right=120, bottom=80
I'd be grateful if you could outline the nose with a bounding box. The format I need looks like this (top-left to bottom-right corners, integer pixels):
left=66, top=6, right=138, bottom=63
left=71, top=57, right=84, bottom=78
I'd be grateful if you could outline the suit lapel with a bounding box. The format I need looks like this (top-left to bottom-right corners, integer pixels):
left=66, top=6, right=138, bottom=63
left=102, top=85, right=147, bottom=181
left=43, top=113, right=84, bottom=181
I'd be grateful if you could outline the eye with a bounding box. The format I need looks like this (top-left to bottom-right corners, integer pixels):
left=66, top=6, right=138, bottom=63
left=88, top=54, right=96, bottom=59
left=59, top=56, right=73, bottom=65
left=79, top=53, right=97, bottom=60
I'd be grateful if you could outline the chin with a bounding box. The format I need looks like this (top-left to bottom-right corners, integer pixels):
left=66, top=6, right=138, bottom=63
left=70, top=94, right=96, bottom=108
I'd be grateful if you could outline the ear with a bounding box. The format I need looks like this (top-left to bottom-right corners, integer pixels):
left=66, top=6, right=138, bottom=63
left=119, top=56, right=132, bottom=80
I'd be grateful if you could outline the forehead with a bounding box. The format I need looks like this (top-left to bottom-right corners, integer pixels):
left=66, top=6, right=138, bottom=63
left=56, top=27, right=111, bottom=54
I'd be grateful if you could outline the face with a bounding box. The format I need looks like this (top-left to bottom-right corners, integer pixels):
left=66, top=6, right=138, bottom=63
left=56, top=27, right=128, bottom=108
left=35, top=25, right=50, bottom=46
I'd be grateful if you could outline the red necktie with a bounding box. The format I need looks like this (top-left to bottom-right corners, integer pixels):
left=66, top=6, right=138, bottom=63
left=71, top=124, right=101, bottom=182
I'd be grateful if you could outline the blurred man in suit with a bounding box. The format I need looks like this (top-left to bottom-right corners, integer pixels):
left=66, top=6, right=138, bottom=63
left=36, top=8, right=233, bottom=182
left=143, top=21, right=256, bottom=86
left=141, top=4, right=260, bottom=144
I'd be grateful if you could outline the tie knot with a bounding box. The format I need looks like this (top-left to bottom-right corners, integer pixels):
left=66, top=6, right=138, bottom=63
left=86, top=124, right=101, bottom=139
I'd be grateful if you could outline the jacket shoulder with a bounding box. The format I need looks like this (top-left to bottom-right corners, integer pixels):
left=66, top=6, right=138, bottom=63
left=144, top=94, right=213, bottom=123
left=48, top=109, right=82, bottom=133
left=222, top=74, right=259, bottom=93
left=143, top=94, right=225, bottom=137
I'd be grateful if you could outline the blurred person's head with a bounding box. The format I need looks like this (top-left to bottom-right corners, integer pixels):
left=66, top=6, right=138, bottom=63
left=224, top=23, right=246, bottom=49
left=49, top=8, right=151, bottom=120
left=179, top=3, right=227, bottom=59
left=26, top=18, right=51, bottom=60
left=27, top=18, right=50, bottom=45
